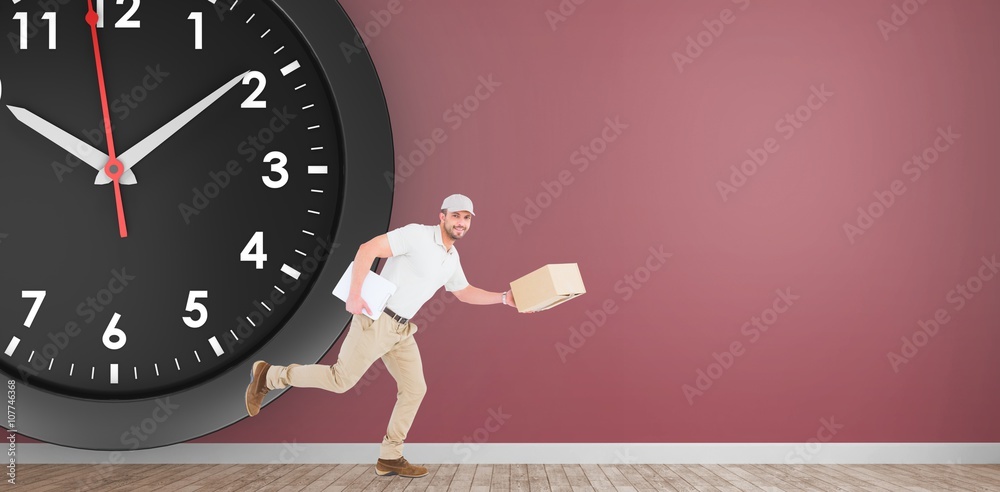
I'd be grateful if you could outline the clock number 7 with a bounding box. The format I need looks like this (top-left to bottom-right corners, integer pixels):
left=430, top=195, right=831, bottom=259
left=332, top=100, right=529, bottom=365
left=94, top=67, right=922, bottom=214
left=103, top=313, right=127, bottom=350
left=22, top=291, right=46, bottom=328
left=241, top=231, right=268, bottom=270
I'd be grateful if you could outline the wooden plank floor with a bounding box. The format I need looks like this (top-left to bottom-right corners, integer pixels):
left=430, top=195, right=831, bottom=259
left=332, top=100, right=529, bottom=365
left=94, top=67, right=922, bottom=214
left=13, top=464, right=1000, bottom=491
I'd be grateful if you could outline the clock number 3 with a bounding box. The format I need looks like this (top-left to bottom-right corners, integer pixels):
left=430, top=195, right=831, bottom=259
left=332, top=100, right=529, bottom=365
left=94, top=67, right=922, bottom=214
left=262, top=151, right=288, bottom=189
left=103, top=313, right=127, bottom=350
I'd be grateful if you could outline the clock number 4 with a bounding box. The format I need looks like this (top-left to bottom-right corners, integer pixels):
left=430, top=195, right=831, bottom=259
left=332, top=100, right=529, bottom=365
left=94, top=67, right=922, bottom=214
left=183, top=291, right=209, bottom=329
left=103, top=313, right=126, bottom=350
left=12, top=12, right=56, bottom=50
left=241, top=231, right=268, bottom=270
left=95, top=0, right=140, bottom=29
left=21, top=290, right=46, bottom=328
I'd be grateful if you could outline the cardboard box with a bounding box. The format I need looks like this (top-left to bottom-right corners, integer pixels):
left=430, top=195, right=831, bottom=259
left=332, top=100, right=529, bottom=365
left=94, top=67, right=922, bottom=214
left=509, top=263, right=586, bottom=313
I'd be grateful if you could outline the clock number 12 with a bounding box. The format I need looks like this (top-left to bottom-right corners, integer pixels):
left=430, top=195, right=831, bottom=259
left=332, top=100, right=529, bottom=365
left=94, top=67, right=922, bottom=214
left=96, top=0, right=141, bottom=29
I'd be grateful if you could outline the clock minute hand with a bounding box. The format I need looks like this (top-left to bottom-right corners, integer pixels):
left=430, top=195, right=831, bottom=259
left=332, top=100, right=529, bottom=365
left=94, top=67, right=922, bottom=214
left=7, top=105, right=138, bottom=185
left=99, top=71, right=252, bottom=185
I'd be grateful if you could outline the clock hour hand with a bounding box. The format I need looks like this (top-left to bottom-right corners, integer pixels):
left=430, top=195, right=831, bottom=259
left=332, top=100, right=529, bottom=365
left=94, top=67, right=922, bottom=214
left=6, top=105, right=138, bottom=185
left=98, top=71, right=252, bottom=185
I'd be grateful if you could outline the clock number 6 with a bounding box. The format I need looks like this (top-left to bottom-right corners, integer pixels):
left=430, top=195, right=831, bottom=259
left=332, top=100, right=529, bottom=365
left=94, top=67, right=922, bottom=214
left=262, top=151, right=288, bottom=189
left=103, top=313, right=127, bottom=350
left=183, top=291, right=209, bottom=328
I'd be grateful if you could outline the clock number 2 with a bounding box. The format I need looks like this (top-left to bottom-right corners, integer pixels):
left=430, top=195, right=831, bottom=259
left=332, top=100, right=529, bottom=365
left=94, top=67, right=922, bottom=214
left=241, top=71, right=267, bottom=109
left=103, top=313, right=127, bottom=350
left=95, top=0, right=141, bottom=29
left=183, top=291, right=209, bottom=329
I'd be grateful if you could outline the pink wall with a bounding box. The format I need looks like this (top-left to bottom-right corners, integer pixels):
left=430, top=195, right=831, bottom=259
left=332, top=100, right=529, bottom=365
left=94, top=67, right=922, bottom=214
left=166, top=0, right=1000, bottom=444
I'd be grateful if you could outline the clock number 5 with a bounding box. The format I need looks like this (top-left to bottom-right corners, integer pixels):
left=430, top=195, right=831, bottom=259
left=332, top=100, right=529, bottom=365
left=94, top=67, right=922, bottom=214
left=103, top=313, right=127, bottom=350
left=183, top=291, right=209, bottom=328
left=241, top=231, right=268, bottom=270
left=262, top=151, right=288, bottom=189
left=13, top=12, right=57, bottom=50
left=22, top=291, right=46, bottom=328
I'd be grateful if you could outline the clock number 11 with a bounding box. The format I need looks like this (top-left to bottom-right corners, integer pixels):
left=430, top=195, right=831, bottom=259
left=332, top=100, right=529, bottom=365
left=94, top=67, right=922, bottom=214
left=12, top=12, right=56, bottom=50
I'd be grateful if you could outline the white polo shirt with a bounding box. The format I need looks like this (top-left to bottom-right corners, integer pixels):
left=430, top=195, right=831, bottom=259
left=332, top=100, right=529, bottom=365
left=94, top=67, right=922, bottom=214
left=382, top=223, right=470, bottom=319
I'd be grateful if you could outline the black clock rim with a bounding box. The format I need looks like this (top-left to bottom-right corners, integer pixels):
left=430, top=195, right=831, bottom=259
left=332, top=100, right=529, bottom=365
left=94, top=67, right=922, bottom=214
left=0, top=0, right=395, bottom=451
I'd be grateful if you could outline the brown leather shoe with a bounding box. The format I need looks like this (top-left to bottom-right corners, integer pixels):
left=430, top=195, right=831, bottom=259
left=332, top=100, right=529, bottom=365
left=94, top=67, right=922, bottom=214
left=375, top=456, right=428, bottom=478
left=245, top=360, right=271, bottom=417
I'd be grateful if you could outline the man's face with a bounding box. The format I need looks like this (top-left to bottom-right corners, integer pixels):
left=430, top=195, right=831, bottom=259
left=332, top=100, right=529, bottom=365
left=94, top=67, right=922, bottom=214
left=440, top=210, right=472, bottom=240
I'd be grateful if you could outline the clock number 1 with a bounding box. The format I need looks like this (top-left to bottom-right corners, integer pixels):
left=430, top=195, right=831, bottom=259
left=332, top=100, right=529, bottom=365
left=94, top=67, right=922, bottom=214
left=103, top=313, right=127, bottom=350
left=188, top=12, right=203, bottom=50
left=241, top=232, right=268, bottom=270
left=183, top=291, right=209, bottom=328
left=22, top=291, right=46, bottom=328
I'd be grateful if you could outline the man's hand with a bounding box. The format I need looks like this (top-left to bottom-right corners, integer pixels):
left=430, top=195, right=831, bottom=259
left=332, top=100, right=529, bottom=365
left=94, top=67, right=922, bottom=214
left=505, top=289, right=517, bottom=310
left=346, top=293, right=372, bottom=316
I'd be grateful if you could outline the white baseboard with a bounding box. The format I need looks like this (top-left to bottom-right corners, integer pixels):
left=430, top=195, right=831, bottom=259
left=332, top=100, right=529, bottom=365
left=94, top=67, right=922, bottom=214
left=16, top=443, right=1000, bottom=464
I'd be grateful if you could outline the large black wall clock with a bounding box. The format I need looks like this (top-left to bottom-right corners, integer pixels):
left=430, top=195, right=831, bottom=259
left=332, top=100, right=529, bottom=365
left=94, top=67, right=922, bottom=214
left=0, top=0, right=393, bottom=450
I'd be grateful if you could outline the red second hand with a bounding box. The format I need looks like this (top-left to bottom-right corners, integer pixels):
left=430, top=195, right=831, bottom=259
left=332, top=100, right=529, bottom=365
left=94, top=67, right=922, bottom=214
left=86, top=1, right=128, bottom=238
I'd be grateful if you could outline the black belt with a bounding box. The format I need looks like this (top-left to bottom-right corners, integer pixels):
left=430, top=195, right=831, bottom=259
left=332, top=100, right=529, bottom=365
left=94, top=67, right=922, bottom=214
left=383, top=307, right=409, bottom=325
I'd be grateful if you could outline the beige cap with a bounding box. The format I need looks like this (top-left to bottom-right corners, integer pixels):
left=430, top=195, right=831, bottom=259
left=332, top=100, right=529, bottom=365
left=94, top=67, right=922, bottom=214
left=441, top=194, right=475, bottom=216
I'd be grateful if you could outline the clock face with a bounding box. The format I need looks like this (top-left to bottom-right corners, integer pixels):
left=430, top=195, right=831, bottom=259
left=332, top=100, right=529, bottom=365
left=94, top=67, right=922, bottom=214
left=0, top=0, right=393, bottom=448
left=0, top=0, right=345, bottom=400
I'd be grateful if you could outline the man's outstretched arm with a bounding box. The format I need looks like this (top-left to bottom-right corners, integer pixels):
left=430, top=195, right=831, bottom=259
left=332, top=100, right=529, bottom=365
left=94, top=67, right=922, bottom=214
left=454, top=285, right=519, bottom=310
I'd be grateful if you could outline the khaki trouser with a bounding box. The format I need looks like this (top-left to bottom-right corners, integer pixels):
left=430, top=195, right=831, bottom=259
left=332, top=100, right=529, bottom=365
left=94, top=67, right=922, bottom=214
left=265, top=313, right=425, bottom=460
